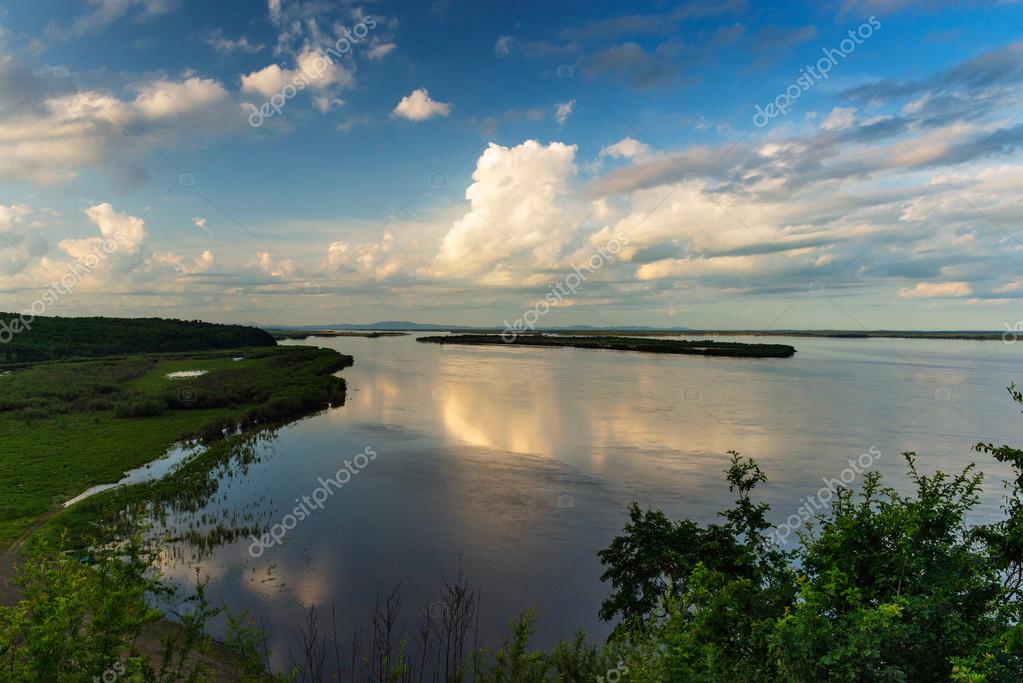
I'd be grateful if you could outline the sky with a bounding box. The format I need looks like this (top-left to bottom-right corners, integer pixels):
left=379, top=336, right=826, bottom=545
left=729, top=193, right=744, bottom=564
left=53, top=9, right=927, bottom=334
left=1, top=0, right=1022, bottom=329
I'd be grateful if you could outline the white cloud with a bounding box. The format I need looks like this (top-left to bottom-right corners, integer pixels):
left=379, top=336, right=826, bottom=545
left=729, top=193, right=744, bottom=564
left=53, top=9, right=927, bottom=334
left=0, top=204, right=47, bottom=233
left=241, top=49, right=353, bottom=98
left=367, top=42, right=397, bottom=59
left=312, top=96, right=344, bottom=113
left=253, top=251, right=295, bottom=278
left=133, top=77, right=230, bottom=121
left=195, top=249, right=215, bottom=271
left=820, top=106, right=857, bottom=131
left=0, top=66, right=239, bottom=184
left=434, top=140, right=578, bottom=276
left=899, top=281, right=974, bottom=298
left=555, top=99, right=575, bottom=124
left=494, top=35, right=513, bottom=56
left=268, top=0, right=283, bottom=25
left=149, top=248, right=216, bottom=274
left=61, top=203, right=147, bottom=258
left=206, top=32, right=264, bottom=54
left=324, top=232, right=404, bottom=279
left=392, top=88, right=452, bottom=121
left=240, top=64, right=291, bottom=97
left=599, top=137, right=652, bottom=161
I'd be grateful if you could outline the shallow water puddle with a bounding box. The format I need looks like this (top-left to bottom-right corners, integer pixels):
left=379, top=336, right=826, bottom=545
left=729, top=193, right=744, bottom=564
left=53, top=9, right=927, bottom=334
left=166, top=370, right=209, bottom=379
left=63, top=443, right=205, bottom=507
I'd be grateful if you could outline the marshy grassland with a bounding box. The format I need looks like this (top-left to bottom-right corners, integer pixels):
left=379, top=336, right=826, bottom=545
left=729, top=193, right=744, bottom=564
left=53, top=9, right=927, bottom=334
left=0, top=341, right=351, bottom=548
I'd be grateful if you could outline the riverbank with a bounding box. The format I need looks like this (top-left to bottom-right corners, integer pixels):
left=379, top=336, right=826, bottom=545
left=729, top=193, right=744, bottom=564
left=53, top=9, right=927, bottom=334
left=417, top=333, right=797, bottom=358
left=0, top=345, right=351, bottom=548
left=0, top=316, right=356, bottom=680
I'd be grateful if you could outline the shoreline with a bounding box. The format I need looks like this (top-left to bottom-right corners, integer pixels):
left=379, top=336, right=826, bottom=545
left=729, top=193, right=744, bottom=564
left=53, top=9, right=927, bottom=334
left=417, top=334, right=797, bottom=358
left=269, top=327, right=1013, bottom=342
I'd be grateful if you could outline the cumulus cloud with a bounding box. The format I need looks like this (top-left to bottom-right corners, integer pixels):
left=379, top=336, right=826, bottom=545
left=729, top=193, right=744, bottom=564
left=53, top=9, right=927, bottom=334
left=0, top=204, right=54, bottom=276
left=241, top=49, right=353, bottom=97
left=133, top=77, right=230, bottom=121
left=392, top=88, right=452, bottom=121
left=324, top=232, right=406, bottom=280
left=0, top=63, right=239, bottom=184
left=0, top=200, right=223, bottom=312
left=239, top=64, right=291, bottom=97
left=58, top=203, right=146, bottom=261
left=4, top=21, right=1022, bottom=324
left=434, top=140, right=578, bottom=277
left=599, top=137, right=653, bottom=161
left=253, top=251, right=295, bottom=278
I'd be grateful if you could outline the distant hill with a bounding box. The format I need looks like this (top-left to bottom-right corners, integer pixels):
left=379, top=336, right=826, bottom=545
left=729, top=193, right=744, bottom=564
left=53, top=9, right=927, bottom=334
left=0, top=314, right=275, bottom=366
left=266, top=321, right=692, bottom=332
left=267, top=321, right=455, bottom=331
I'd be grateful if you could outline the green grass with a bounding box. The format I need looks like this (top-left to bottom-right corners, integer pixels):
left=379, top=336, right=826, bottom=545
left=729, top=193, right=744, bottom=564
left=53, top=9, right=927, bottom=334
left=0, top=346, right=352, bottom=548
left=124, top=356, right=258, bottom=392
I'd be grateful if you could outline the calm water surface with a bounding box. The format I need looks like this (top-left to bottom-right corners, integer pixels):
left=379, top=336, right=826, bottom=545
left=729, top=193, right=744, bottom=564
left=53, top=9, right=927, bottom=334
left=155, top=333, right=1021, bottom=657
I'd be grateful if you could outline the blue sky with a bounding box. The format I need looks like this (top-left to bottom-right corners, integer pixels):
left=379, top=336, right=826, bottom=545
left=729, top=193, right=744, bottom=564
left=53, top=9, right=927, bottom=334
left=1, top=0, right=1022, bottom=329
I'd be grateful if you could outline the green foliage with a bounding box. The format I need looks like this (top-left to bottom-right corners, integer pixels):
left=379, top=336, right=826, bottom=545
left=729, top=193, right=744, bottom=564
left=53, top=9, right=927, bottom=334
left=0, top=314, right=275, bottom=366
left=0, top=346, right=351, bottom=547
left=0, top=533, right=305, bottom=682
left=598, top=452, right=795, bottom=644
left=1, top=534, right=193, bottom=682
left=114, top=397, right=169, bottom=418
left=599, top=390, right=1023, bottom=682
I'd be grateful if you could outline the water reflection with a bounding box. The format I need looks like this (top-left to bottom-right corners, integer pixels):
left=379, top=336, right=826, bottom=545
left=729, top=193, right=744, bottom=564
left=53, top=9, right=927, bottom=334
left=151, top=333, right=1020, bottom=663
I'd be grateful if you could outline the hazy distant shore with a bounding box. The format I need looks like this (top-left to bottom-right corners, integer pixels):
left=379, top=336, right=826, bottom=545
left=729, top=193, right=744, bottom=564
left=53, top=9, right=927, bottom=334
left=265, top=323, right=1011, bottom=341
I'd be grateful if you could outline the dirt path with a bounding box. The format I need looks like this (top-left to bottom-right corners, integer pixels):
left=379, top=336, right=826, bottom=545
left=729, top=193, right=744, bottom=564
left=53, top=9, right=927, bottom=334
left=0, top=507, right=60, bottom=605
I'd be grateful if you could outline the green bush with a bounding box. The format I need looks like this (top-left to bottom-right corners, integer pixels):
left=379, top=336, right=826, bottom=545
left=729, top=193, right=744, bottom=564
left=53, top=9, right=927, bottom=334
left=602, top=386, right=1023, bottom=682
left=113, top=397, right=168, bottom=418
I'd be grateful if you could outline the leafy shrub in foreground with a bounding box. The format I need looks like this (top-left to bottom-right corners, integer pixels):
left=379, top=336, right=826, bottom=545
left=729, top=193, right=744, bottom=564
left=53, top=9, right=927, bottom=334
left=604, top=386, right=1023, bottom=682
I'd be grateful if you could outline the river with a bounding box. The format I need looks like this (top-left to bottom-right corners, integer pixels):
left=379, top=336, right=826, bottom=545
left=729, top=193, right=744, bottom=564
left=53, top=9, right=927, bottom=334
left=152, top=333, right=1021, bottom=664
